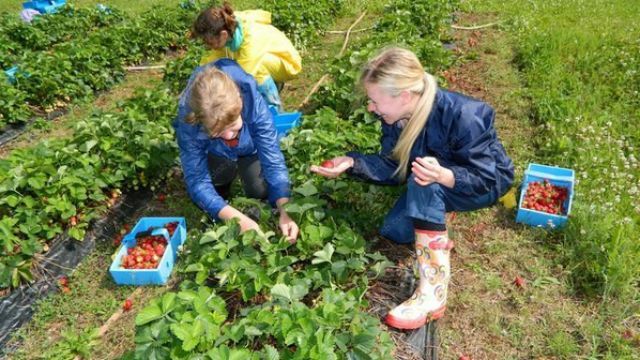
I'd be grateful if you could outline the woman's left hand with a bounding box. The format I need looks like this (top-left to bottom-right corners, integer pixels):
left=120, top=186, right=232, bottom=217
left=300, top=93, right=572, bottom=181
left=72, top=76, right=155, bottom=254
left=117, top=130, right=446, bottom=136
left=412, top=156, right=443, bottom=186
left=279, top=210, right=299, bottom=244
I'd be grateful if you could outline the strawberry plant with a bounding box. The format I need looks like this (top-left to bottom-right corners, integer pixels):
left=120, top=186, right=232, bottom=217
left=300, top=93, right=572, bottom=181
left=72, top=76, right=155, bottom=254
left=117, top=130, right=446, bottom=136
left=0, top=73, right=30, bottom=127
left=0, top=87, right=178, bottom=290
left=310, top=0, right=458, bottom=118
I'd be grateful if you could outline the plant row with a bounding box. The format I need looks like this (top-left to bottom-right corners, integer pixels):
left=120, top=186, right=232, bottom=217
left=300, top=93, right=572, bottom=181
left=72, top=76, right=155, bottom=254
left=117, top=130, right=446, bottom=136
left=0, top=88, right=178, bottom=289
left=0, top=3, right=199, bottom=130
left=265, top=0, right=346, bottom=51
left=127, top=1, right=461, bottom=357
left=0, top=5, right=125, bottom=68
left=310, top=0, right=459, bottom=118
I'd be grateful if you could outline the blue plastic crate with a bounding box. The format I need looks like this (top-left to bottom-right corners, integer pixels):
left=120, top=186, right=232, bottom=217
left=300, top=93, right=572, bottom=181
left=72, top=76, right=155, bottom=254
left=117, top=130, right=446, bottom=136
left=269, top=106, right=302, bottom=139
left=23, top=0, right=66, bottom=14
left=121, top=217, right=187, bottom=261
left=109, top=229, right=174, bottom=285
left=515, top=163, right=575, bottom=229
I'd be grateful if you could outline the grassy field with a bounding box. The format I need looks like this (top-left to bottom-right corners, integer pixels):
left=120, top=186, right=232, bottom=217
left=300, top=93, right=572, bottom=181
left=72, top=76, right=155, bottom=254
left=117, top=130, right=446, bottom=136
left=1, top=0, right=638, bottom=359
left=467, top=0, right=640, bottom=302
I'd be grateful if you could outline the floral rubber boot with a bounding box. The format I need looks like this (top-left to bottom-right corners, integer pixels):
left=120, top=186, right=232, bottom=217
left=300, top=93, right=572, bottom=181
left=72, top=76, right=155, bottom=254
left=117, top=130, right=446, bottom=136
left=385, top=229, right=453, bottom=330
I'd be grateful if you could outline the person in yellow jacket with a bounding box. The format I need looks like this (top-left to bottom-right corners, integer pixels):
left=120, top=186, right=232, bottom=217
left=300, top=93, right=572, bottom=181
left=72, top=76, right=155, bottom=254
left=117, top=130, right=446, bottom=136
left=192, top=2, right=302, bottom=110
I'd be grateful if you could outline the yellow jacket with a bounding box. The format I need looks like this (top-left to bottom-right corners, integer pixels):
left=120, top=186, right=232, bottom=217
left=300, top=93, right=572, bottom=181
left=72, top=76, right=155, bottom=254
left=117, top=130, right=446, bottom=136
left=200, top=10, right=302, bottom=85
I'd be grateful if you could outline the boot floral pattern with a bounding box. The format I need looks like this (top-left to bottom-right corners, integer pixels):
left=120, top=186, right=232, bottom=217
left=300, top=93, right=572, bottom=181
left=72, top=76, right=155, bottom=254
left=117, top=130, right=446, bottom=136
left=385, top=229, right=453, bottom=330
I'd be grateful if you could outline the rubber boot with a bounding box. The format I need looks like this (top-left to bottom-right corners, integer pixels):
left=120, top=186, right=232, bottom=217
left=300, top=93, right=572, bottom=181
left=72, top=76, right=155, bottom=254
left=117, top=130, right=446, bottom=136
left=385, top=229, right=453, bottom=330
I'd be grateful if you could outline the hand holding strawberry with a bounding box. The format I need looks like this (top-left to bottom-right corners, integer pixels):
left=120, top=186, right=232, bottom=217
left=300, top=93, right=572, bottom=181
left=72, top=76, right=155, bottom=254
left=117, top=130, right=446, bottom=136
left=310, top=156, right=354, bottom=178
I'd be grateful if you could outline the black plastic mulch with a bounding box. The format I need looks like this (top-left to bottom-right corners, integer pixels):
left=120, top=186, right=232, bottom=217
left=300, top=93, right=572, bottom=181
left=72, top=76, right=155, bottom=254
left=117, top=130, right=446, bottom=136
left=0, top=189, right=153, bottom=354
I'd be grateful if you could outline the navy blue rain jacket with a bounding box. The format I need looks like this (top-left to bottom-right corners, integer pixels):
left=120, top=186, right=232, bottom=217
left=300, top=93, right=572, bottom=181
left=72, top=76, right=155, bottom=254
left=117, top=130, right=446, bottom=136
left=173, top=59, right=291, bottom=220
left=347, top=89, right=514, bottom=197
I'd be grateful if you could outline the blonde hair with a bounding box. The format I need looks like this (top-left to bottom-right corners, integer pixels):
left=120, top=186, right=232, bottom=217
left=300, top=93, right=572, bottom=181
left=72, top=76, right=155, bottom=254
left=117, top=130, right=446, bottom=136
left=186, top=67, right=242, bottom=137
left=360, top=47, right=438, bottom=180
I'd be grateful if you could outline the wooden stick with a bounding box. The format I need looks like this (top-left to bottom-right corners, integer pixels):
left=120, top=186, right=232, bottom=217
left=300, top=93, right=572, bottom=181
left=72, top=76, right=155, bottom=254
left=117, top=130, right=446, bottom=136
left=340, top=11, right=367, bottom=56
left=326, top=26, right=374, bottom=34
left=298, top=11, right=368, bottom=109
left=124, top=65, right=166, bottom=71
left=451, top=22, right=499, bottom=30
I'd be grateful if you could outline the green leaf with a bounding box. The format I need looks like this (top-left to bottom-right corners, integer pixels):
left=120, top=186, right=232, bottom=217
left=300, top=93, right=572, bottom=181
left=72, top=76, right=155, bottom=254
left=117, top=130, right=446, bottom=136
left=79, top=139, right=98, bottom=152
left=263, top=345, right=280, bottom=360
left=270, top=283, right=308, bottom=303
left=312, top=243, right=334, bottom=265
left=293, top=181, right=318, bottom=197
left=68, top=227, right=85, bottom=241
left=135, top=302, right=163, bottom=326
left=161, top=292, right=176, bottom=313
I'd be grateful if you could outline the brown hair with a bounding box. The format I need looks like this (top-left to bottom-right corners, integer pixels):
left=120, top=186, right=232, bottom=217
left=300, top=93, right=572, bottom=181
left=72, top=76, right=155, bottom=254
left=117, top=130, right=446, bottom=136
left=361, top=47, right=437, bottom=180
left=186, top=67, right=242, bottom=137
left=192, top=2, right=237, bottom=40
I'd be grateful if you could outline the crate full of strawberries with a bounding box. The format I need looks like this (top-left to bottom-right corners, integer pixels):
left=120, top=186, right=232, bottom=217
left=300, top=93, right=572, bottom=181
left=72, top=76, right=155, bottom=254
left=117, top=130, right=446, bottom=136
left=516, top=163, right=574, bottom=228
left=109, top=217, right=187, bottom=285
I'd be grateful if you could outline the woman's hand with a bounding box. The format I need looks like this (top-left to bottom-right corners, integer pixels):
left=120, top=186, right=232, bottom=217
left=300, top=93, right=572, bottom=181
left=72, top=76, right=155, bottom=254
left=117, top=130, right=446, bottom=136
left=238, top=215, right=263, bottom=235
left=276, top=198, right=299, bottom=243
left=309, top=156, right=354, bottom=178
left=218, top=205, right=263, bottom=235
left=278, top=211, right=299, bottom=243
left=411, top=156, right=455, bottom=188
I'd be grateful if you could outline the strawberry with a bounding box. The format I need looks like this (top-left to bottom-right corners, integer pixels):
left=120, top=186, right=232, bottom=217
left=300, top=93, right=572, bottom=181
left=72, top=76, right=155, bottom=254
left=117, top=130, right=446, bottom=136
left=70, top=216, right=78, bottom=227
left=58, top=275, right=69, bottom=287
left=321, top=160, right=334, bottom=168
left=158, top=193, right=166, bottom=202
left=123, top=299, right=133, bottom=311
left=459, top=356, right=472, bottom=360
left=513, top=276, right=526, bottom=288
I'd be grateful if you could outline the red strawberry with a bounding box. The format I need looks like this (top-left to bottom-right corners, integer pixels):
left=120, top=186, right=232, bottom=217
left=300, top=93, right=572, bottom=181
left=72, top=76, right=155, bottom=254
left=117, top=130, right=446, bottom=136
left=321, top=160, right=334, bottom=168
left=513, top=276, right=526, bottom=288
left=123, top=299, right=133, bottom=311
left=158, top=193, right=166, bottom=202
left=58, top=275, right=69, bottom=287
left=459, top=356, right=472, bottom=360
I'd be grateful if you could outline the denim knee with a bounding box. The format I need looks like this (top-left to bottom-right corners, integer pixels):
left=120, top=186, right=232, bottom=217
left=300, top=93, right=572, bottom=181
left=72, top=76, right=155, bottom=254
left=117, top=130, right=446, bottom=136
left=406, top=176, right=446, bottom=224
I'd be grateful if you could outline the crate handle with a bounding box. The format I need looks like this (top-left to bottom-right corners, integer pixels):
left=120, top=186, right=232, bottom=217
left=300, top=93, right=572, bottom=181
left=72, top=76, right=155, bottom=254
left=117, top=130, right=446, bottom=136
left=122, top=227, right=171, bottom=247
left=150, top=228, right=171, bottom=242
left=526, top=170, right=574, bottom=183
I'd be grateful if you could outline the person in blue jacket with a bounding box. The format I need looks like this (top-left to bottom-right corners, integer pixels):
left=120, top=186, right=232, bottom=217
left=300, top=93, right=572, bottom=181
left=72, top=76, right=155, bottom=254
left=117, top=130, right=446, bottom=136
left=311, top=47, right=514, bottom=330
left=174, top=58, right=299, bottom=242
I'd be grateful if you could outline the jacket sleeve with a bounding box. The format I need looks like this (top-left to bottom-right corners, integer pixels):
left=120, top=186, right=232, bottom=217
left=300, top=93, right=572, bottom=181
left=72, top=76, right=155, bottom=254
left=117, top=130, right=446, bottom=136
left=175, top=125, right=228, bottom=220
left=448, top=102, right=499, bottom=196
left=246, top=86, right=291, bottom=204
left=346, top=122, right=403, bottom=185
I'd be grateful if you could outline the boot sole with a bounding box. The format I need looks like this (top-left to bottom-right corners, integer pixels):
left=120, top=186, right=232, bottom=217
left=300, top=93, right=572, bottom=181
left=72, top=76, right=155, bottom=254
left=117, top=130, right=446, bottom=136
left=385, top=306, right=446, bottom=330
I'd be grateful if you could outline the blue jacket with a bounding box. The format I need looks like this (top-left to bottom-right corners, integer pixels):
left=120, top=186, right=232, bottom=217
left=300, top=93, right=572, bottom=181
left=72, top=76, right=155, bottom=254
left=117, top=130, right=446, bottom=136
left=173, top=59, right=291, bottom=220
left=347, top=89, right=514, bottom=197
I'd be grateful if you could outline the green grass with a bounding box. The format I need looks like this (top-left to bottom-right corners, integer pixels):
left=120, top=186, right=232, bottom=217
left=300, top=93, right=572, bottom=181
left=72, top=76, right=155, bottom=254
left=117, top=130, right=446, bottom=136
left=452, top=0, right=639, bottom=358
left=464, top=0, right=640, bottom=301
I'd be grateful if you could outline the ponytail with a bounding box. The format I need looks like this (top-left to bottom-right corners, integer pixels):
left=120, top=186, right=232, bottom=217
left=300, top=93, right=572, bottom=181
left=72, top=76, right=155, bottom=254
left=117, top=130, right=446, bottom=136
left=192, top=1, right=238, bottom=39
left=361, top=47, right=437, bottom=180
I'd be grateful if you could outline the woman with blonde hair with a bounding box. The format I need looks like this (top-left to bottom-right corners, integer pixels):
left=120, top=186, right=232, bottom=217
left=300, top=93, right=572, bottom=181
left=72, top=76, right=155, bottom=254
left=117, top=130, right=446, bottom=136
left=311, top=47, right=514, bottom=329
left=191, top=2, right=302, bottom=110
left=174, top=58, right=298, bottom=242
